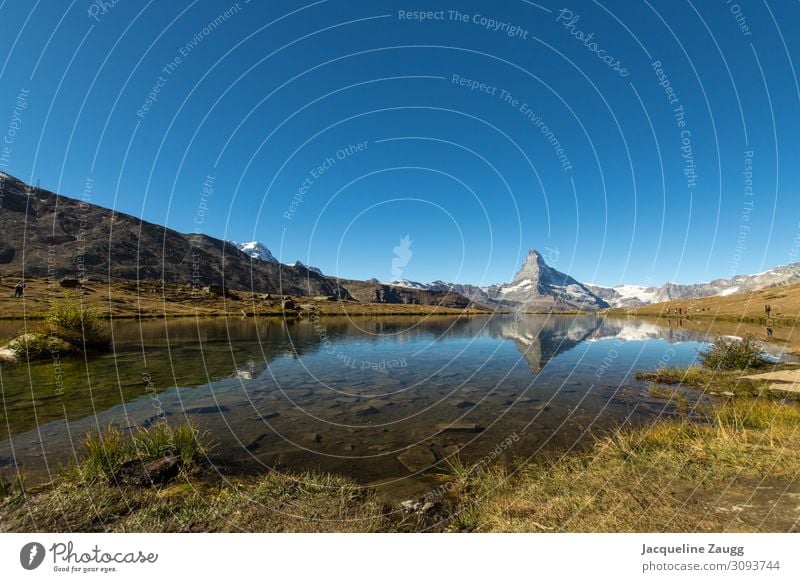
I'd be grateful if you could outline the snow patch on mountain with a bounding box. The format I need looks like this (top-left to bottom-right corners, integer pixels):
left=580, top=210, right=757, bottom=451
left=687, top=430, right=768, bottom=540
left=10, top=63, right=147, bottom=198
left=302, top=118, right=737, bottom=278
left=588, top=262, right=800, bottom=307
left=230, top=241, right=278, bottom=263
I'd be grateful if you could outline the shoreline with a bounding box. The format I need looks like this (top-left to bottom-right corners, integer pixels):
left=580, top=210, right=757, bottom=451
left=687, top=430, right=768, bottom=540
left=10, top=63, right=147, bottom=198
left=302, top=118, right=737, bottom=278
left=3, top=375, right=798, bottom=532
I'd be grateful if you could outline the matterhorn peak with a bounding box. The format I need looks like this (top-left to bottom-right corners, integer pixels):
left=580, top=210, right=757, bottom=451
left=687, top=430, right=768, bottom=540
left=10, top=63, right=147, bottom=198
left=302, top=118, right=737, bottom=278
left=512, top=249, right=547, bottom=283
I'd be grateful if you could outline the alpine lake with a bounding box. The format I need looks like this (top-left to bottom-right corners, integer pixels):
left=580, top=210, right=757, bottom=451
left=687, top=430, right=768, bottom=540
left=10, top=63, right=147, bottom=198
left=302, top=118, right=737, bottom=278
left=0, top=314, right=795, bottom=500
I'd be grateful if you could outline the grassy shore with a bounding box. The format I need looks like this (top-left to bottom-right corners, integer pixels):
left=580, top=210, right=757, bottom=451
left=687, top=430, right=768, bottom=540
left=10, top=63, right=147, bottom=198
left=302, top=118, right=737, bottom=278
left=3, top=382, right=799, bottom=532
left=0, top=278, right=493, bottom=320
left=446, top=396, right=800, bottom=532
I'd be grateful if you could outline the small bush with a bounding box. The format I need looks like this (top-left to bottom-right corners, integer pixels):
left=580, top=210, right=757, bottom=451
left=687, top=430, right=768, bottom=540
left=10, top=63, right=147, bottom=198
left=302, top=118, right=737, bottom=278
left=698, top=335, right=770, bottom=371
left=44, top=299, right=108, bottom=349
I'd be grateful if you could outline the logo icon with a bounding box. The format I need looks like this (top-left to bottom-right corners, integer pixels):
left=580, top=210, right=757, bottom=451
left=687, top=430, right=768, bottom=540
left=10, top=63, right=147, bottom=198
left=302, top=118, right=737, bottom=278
left=20, top=542, right=46, bottom=570
left=391, top=235, right=413, bottom=279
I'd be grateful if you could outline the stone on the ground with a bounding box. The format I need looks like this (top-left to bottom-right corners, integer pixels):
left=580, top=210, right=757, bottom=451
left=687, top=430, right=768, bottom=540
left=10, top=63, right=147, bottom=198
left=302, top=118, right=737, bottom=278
left=114, top=455, right=181, bottom=487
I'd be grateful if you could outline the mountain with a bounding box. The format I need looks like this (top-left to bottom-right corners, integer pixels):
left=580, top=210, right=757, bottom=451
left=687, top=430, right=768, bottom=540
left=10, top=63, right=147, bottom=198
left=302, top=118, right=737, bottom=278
left=0, top=173, right=486, bottom=308
left=0, top=173, right=349, bottom=297
left=292, top=261, right=323, bottom=276
left=335, top=278, right=482, bottom=309
left=587, top=263, right=800, bottom=307
left=229, top=241, right=325, bottom=276
left=491, top=249, right=608, bottom=311
left=230, top=241, right=278, bottom=263
left=386, top=250, right=609, bottom=312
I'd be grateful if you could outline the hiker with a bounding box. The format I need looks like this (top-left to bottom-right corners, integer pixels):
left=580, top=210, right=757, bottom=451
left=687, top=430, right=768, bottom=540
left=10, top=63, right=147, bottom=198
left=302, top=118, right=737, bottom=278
left=766, top=326, right=773, bottom=338
left=13, top=280, right=24, bottom=298
left=765, top=304, right=772, bottom=317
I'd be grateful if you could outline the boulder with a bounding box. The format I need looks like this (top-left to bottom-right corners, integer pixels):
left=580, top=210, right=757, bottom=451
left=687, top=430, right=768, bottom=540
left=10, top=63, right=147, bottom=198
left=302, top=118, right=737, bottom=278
left=2, top=333, right=74, bottom=361
left=59, top=277, right=82, bottom=288
left=281, top=298, right=296, bottom=310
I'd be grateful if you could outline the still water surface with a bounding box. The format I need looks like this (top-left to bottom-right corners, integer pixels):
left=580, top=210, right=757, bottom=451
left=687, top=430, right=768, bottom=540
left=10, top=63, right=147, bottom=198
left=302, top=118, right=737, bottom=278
left=0, top=314, right=773, bottom=493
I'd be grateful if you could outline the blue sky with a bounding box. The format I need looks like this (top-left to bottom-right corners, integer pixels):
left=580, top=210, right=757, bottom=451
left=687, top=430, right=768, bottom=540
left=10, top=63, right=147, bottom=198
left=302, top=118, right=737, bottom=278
left=1, top=0, right=798, bottom=286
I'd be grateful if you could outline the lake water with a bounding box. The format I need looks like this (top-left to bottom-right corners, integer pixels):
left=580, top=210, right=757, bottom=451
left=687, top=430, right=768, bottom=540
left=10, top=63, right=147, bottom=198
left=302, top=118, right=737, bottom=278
left=0, top=314, right=782, bottom=497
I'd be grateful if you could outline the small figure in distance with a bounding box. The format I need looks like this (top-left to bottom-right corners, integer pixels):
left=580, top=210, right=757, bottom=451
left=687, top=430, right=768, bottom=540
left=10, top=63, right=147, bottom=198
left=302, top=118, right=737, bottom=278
left=13, top=280, right=24, bottom=298
left=765, top=304, right=772, bottom=317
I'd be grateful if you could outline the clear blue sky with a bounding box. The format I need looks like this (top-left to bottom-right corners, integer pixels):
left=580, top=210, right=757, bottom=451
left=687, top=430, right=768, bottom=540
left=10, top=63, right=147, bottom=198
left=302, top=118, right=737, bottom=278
left=1, top=0, right=798, bottom=286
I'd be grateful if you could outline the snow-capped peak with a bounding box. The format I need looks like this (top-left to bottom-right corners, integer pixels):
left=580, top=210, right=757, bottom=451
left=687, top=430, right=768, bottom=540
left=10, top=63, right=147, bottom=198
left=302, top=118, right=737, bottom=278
left=385, top=278, right=430, bottom=290
left=230, top=241, right=278, bottom=263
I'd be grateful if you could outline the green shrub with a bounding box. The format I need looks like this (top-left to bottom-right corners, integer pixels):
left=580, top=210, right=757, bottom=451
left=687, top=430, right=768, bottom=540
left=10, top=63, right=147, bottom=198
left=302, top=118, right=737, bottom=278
left=698, top=335, right=770, bottom=371
left=44, top=299, right=108, bottom=349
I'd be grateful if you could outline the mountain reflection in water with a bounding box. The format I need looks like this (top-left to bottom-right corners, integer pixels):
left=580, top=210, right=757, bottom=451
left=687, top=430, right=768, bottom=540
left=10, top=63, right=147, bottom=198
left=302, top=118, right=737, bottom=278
left=0, top=314, right=780, bottom=492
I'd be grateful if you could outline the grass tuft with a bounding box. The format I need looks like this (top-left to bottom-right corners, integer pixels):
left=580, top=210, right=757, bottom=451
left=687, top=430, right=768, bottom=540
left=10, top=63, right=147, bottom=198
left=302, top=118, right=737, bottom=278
left=81, top=422, right=206, bottom=481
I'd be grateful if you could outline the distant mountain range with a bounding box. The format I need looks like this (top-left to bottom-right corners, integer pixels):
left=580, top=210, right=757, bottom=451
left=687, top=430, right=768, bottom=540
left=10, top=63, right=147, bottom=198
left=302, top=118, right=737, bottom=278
left=586, top=264, right=800, bottom=307
left=386, top=249, right=608, bottom=312
left=2, top=172, right=797, bottom=312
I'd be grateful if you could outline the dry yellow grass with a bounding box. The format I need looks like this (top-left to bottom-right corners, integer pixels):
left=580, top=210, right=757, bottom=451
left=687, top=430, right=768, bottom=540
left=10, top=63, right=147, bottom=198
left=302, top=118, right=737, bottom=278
left=607, top=281, right=800, bottom=325
left=449, top=398, right=800, bottom=532
left=0, top=277, right=490, bottom=320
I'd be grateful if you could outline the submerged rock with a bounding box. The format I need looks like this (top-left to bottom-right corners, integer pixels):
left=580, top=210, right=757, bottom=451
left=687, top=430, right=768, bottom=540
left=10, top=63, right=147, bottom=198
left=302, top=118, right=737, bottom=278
left=397, top=446, right=437, bottom=473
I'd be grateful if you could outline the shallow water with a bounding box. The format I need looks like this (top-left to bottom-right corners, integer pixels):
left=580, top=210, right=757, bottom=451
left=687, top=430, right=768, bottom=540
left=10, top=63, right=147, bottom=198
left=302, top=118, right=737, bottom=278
left=0, top=314, right=783, bottom=495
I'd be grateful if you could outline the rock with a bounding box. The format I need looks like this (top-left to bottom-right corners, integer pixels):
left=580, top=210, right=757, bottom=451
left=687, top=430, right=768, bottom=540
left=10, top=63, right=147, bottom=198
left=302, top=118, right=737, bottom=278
left=204, top=284, right=224, bottom=296
left=721, top=391, right=735, bottom=397
left=400, top=499, right=436, bottom=513
left=354, top=405, right=380, bottom=417
left=114, top=456, right=181, bottom=487
left=59, top=277, right=82, bottom=288
left=307, top=433, right=323, bottom=444
left=397, top=446, right=437, bottom=473
left=2, top=333, right=74, bottom=361
left=454, top=400, right=476, bottom=409
left=281, top=298, right=296, bottom=310
left=435, top=422, right=484, bottom=434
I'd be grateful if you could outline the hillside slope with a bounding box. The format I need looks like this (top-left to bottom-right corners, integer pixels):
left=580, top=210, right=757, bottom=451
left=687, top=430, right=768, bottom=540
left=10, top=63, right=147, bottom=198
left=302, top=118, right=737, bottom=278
left=0, top=173, right=348, bottom=297
left=608, top=280, right=800, bottom=324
